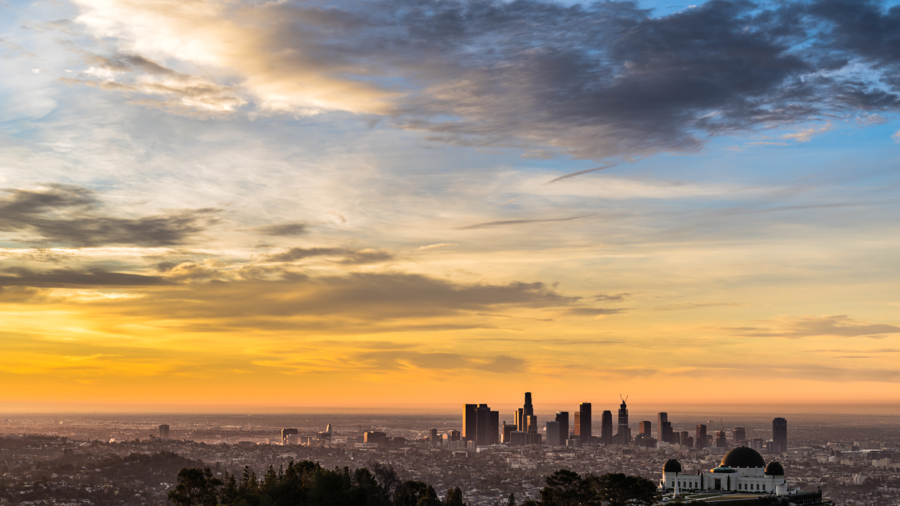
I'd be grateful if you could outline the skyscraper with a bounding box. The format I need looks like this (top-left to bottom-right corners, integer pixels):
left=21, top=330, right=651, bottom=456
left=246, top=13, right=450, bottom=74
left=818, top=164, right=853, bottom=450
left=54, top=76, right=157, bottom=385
left=281, top=428, right=299, bottom=443
left=715, top=430, right=728, bottom=448
left=732, top=427, right=746, bottom=444
left=657, top=413, right=667, bottom=442
left=476, top=404, right=491, bottom=445
left=639, top=421, right=652, bottom=437
left=490, top=410, right=500, bottom=445
left=616, top=397, right=630, bottom=444
left=463, top=404, right=477, bottom=441
left=526, top=415, right=538, bottom=434
left=696, top=424, right=707, bottom=450
left=524, top=392, right=534, bottom=417
left=502, top=423, right=516, bottom=443
left=515, top=408, right=525, bottom=432
left=576, top=403, right=592, bottom=443
left=555, top=411, right=569, bottom=446
left=773, top=417, right=788, bottom=454
left=159, top=424, right=169, bottom=439
left=601, top=410, right=613, bottom=445
left=546, top=421, right=560, bottom=446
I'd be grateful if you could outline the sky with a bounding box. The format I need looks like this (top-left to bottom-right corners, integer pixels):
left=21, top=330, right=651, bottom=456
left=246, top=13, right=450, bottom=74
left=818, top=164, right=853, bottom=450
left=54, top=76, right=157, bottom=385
left=1, top=0, right=899, bottom=413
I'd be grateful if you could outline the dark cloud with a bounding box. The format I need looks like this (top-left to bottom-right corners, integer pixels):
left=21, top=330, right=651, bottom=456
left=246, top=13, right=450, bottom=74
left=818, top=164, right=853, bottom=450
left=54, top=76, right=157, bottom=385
left=265, top=247, right=395, bottom=264
left=457, top=215, right=589, bottom=230
left=255, top=222, right=309, bottom=237
left=0, top=185, right=218, bottom=247
left=0, top=267, right=170, bottom=288
left=593, top=293, right=629, bottom=302
left=272, top=0, right=900, bottom=158
left=726, top=315, right=900, bottom=338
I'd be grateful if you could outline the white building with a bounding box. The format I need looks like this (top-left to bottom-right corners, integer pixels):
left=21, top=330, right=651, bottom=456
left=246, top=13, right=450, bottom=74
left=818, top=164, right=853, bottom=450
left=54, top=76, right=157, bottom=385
left=660, top=446, right=787, bottom=494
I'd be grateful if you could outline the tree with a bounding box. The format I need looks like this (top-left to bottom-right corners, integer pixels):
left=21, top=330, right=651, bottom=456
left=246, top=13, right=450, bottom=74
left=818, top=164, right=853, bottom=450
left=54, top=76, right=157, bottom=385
left=168, top=467, right=222, bottom=506
left=446, top=486, right=464, bottom=506
left=585, top=473, right=658, bottom=506
left=540, top=470, right=592, bottom=506
left=507, top=492, right=516, bottom=506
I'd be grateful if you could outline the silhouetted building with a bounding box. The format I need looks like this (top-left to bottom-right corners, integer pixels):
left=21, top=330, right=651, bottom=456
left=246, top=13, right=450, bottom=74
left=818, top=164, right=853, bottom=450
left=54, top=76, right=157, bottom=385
left=658, top=413, right=667, bottom=442
left=773, top=418, right=787, bottom=454
left=679, top=431, right=693, bottom=448
left=524, top=392, right=534, bottom=417
left=502, top=422, right=516, bottom=443
left=515, top=408, right=525, bottom=432
left=364, top=431, right=387, bottom=447
left=733, top=427, right=746, bottom=445
left=716, top=430, right=728, bottom=448
left=575, top=403, right=592, bottom=443
left=489, top=410, right=500, bottom=444
left=448, top=430, right=460, bottom=441
left=616, top=398, right=630, bottom=444
left=555, top=411, right=569, bottom=446
left=601, top=410, right=613, bottom=445
left=463, top=404, right=477, bottom=441
left=281, top=428, right=299, bottom=443
left=476, top=404, right=491, bottom=445
left=546, top=421, right=560, bottom=446
left=510, top=431, right=527, bottom=446
left=526, top=415, right=538, bottom=434
left=430, top=428, right=439, bottom=444
left=639, top=421, right=651, bottom=438
left=696, top=424, right=707, bottom=450
left=158, top=424, right=169, bottom=439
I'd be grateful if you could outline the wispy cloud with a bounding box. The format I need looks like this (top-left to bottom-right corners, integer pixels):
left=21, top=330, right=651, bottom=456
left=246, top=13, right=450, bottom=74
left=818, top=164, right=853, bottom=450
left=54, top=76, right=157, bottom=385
left=457, top=215, right=589, bottom=230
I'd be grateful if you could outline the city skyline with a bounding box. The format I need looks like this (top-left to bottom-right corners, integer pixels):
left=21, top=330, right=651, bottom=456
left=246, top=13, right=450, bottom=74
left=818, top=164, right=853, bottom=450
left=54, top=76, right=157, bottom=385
left=2, top=0, right=900, bottom=412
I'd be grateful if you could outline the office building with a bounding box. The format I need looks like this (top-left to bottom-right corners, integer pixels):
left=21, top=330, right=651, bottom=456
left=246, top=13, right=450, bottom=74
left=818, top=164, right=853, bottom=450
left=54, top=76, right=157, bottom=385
left=430, top=428, right=439, bottom=445
left=502, top=423, right=516, bottom=443
left=489, top=410, right=500, bottom=444
left=476, top=404, right=491, bottom=445
left=639, top=421, right=651, bottom=438
left=696, top=424, right=707, bottom=450
left=281, top=428, right=299, bottom=443
left=524, top=392, right=534, bottom=417
left=515, top=408, right=525, bottom=432
left=716, top=430, right=728, bottom=448
left=510, top=431, right=527, bottom=446
left=733, top=427, right=746, bottom=445
left=679, top=431, right=693, bottom=448
left=448, top=430, right=460, bottom=441
left=658, top=413, right=667, bottom=442
left=773, top=418, right=787, bottom=454
left=546, top=421, right=560, bottom=446
left=575, top=403, right=592, bottom=443
left=463, top=404, right=477, bottom=441
left=616, top=397, right=630, bottom=444
left=601, top=410, right=613, bottom=445
left=555, top=412, right=569, bottom=446
left=526, top=415, right=538, bottom=434
left=158, top=424, right=169, bottom=439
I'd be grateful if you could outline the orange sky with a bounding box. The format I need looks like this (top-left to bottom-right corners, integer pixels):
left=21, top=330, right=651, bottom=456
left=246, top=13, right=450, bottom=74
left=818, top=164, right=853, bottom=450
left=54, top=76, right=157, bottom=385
left=1, top=0, right=899, bottom=412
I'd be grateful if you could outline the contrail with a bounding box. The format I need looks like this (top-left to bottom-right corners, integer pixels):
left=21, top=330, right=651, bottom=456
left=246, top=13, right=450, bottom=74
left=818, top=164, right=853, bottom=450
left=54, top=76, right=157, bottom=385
left=545, top=162, right=618, bottom=184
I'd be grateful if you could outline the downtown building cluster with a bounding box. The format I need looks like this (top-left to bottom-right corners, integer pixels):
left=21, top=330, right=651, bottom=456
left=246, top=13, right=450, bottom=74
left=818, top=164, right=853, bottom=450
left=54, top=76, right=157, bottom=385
left=457, top=393, right=790, bottom=455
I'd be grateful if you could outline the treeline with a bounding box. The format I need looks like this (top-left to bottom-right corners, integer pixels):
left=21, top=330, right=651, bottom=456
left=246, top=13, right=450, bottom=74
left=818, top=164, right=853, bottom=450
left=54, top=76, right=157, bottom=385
left=168, top=462, right=658, bottom=506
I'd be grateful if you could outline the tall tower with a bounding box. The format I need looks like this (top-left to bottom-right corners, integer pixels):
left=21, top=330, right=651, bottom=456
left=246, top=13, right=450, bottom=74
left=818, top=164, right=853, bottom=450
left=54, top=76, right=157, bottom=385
left=462, top=404, right=477, bottom=441
left=601, top=410, right=613, bottom=445
left=576, top=403, right=592, bottom=443
left=773, top=417, right=787, bottom=454
left=696, top=424, right=707, bottom=450
left=657, top=413, right=668, bottom=442
left=524, top=392, right=534, bottom=417
left=476, top=404, right=491, bottom=445
left=616, top=396, right=629, bottom=443
left=159, top=424, right=169, bottom=439
left=639, top=421, right=652, bottom=438
left=489, top=410, right=500, bottom=445
left=555, top=411, right=569, bottom=446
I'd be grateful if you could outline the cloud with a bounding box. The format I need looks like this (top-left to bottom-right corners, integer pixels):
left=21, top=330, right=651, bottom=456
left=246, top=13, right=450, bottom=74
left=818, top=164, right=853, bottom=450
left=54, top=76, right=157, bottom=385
left=564, top=307, right=626, bottom=316
left=726, top=315, right=900, bottom=339
left=545, top=163, right=618, bottom=183
left=780, top=122, right=833, bottom=143
left=418, top=243, right=457, bottom=251
left=265, top=247, right=394, bottom=264
left=352, top=350, right=526, bottom=373
left=655, top=302, right=739, bottom=311
left=255, top=222, right=309, bottom=237
left=593, top=293, right=629, bottom=302
left=67, top=0, right=900, bottom=159
left=0, top=185, right=218, bottom=247
left=457, top=215, right=589, bottom=230
left=0, top=267, right=170, bottom=288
